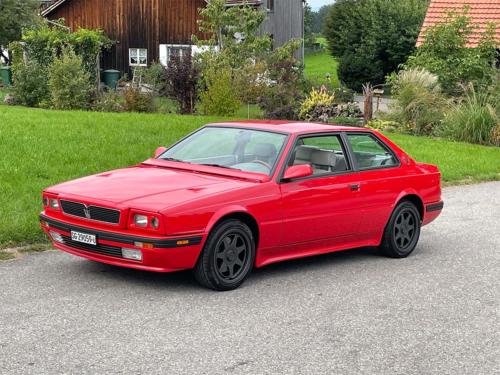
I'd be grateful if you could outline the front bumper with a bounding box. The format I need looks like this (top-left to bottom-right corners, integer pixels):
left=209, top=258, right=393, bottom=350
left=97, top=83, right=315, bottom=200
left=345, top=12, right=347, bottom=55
left=40, top=215, right=205, bottom=272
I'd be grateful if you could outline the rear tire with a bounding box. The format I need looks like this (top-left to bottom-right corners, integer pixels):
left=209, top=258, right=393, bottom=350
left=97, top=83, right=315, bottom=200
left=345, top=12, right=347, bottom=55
left=380, top=201, right=421, bottom=258
left=194, top=219, right=255, bottom=291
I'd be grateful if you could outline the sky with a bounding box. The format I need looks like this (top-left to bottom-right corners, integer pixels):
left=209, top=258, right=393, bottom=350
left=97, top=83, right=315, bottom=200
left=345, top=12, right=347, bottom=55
left=308, top=0, right=336, bottom=11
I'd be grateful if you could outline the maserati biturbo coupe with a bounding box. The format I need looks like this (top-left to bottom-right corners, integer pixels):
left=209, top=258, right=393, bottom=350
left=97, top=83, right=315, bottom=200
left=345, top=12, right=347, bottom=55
left=40, top=122, right=443, bottom=290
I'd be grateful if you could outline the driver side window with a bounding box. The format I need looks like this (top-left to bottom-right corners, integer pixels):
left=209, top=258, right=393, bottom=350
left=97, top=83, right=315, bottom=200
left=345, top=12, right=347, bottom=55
left=291, top=135, right=349, bottom=176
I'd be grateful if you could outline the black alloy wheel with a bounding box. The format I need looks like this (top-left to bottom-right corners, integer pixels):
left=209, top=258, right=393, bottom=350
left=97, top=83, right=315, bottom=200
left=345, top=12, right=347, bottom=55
left=194, top=219, right=255, bottom=291
left=214, top=232, right=250, bottom=281
left=380, top=201, right=421, bottom=258
left=393, top=210, right=417, bottom=250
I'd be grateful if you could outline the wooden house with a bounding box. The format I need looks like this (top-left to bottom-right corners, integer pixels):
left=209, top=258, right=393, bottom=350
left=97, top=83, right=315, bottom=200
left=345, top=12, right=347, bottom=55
left=41, top=0, right=304, bottom=74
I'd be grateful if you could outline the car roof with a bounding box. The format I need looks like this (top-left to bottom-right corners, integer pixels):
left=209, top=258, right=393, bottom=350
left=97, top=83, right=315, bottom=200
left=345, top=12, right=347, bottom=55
left=208, top=120, right=370, bottom=135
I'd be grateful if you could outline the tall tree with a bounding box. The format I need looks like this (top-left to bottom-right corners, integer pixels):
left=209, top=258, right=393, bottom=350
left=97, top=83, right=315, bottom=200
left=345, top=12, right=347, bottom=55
left=314, top=5, right=335, bottom=34
left=0, top=0, right=40, bottom=64
left=324, top=0, right=430, bottom=90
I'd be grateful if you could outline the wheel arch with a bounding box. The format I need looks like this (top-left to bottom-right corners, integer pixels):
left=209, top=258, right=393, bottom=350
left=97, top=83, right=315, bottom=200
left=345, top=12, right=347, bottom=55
left=396, top=192, right=424, bottom=220
left=205, top=206, right=260, bottom=249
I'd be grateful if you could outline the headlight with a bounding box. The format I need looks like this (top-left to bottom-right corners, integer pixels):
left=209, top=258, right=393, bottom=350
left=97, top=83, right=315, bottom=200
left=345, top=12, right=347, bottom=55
left=134, top=214, right=148, bottom=227
left=151, top=217, right=159, bottom=229
left=49, top=198, right=60, bottom=210
left=42, top=197, right=49, bottom=207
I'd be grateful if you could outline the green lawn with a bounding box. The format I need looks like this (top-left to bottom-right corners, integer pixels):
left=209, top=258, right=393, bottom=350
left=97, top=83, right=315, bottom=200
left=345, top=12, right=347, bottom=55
left=385, top=133, right=500, bottom=184
left=0, top=104, right=499, bottom=248
left=304, top=51, right=339, bottom=88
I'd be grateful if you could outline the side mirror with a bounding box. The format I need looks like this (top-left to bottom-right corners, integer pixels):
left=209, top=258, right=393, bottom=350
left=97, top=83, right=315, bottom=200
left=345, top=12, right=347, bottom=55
left=282, top=164, right=313, bottom=181
left=154, top=147, right=167, bottom=158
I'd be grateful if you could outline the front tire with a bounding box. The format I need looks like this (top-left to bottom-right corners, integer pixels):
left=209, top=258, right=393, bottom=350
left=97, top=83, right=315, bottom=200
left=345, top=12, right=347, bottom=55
left=380, top=201, right=421, bottom=258
left=194, top=219, right=255, bottom=291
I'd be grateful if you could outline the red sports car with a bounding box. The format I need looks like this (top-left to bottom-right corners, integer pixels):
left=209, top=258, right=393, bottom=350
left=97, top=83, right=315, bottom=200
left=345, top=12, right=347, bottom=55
left=40, top=121, right=443, bottom=290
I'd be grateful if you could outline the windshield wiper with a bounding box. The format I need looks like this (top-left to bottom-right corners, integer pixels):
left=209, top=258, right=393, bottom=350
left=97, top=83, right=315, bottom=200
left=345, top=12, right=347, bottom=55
left=162, top=157, right=190, bottom=163
left=201, top=163, right=241, bottom=171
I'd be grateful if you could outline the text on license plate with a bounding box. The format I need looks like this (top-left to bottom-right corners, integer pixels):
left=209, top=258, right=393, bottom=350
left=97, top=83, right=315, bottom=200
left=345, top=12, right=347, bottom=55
left=71, top=231, right=97, bottom=246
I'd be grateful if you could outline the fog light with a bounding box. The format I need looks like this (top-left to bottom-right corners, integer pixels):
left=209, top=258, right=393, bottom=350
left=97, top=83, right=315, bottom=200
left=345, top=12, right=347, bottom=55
left=49, top=231, right=64, bottom=244
left=122, top=248, right=143, bottom=261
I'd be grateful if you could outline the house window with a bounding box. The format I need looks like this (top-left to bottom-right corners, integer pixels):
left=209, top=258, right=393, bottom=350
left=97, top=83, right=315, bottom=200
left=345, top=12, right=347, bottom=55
left=159, top=45, right=192, bottom=66
left=129, top=48, right=147, bottom=66
left=267, top=0, right=274, bottom=12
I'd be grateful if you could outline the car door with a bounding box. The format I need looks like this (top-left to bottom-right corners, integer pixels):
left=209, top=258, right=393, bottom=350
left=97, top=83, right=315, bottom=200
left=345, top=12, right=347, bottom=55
left=344, top=132, right=401, bottom=238
left=279, top=133, right=364, bottom=246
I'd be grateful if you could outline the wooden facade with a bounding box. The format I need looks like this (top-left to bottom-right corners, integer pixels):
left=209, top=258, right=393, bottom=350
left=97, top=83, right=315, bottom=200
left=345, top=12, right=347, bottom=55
left=260, top=0, right=304, bottom=61
left=42, top=0, right=304, bottom=73
left=44, top=0, right=206, bottom=73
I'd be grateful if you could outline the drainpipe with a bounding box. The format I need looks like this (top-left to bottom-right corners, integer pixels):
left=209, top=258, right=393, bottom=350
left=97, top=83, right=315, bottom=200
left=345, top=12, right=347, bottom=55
left=302, top=0, right=305, bottom=63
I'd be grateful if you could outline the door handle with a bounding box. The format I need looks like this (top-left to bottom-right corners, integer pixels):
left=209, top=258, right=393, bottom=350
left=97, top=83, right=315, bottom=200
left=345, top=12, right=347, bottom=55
left=350, top=184, right=360, bottom=192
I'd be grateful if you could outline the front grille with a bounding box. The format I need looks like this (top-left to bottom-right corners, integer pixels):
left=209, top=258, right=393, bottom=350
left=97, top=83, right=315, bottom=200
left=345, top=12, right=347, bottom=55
left=60, top=200, right=120, bottom=224
left=61, top=235, right=123, bottom=259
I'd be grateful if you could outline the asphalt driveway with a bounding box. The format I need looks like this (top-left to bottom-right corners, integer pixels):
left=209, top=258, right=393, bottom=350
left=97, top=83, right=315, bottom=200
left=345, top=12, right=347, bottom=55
left=1, top=182, right=499, bottom=375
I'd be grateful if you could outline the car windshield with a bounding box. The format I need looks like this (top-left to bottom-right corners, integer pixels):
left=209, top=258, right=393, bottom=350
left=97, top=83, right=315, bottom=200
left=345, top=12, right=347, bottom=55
left=159, top=127, right=287, bottom=175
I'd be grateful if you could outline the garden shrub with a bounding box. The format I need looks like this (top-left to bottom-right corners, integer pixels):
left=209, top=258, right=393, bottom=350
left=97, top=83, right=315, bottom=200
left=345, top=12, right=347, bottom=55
left=405, top=7, right=498, bottom=96
left=123, top=87, right=155, bottom=113
left=259, top=57, right=304, bottom=120
left=163, top=54, right=199, bottom=114
left=299, top=86, right=362, bottom=123
left=366, top=119, right=401, bottom=132
left=48, top=48, right=92, bottom=110
left=233, top=61, right=269, bottom=106
left=20, top=23, right=110, bottom=80
left=442, top=85, right=499, bottom=145
left=299, top=86, right=335, bottom=121
left=93, top=91, right=124, bottom=112
left=329, top=116, right=363, bottom=127
left=491, top=125, right=500, bottom=147
left=199, top=66, right=240, bottom=116
left=12, top=60, right=49, bottom=107
left=336, top=102, right=362, bottom=118
left=387, top=68, right=447, bottom=135
left=332, top=85, right=355, bottom=104
left=133, top=62, right=165, bottom=93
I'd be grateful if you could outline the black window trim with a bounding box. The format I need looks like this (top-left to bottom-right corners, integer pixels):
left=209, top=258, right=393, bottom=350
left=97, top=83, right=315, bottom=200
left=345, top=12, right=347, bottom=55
left=277, top=131, right=355, bottom=183
left=345, top=131, right=401, bottom=172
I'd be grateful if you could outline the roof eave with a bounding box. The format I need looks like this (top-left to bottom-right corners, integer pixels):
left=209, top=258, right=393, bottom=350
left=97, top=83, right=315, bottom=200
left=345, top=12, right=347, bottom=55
left=40, top=0, right=68, bottom=17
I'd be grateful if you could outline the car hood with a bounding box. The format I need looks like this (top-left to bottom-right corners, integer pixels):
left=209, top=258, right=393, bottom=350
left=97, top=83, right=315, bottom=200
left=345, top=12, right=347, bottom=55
left=47, top=164, right=256, bottom=211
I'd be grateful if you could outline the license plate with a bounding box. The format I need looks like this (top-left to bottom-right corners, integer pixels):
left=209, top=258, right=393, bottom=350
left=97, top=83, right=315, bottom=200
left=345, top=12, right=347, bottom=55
left=71, top=231, right=97, bottom=246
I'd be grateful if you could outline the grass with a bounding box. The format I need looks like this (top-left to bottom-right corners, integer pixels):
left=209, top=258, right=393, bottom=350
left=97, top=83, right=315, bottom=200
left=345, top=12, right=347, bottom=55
left=0, top=103, right=499, bottom=248
left=0, top=251, right=16, bottom=261
left=304, top=51, right=339, bottom=88
left=385, top=132, right=500, bottom=184
left=0, top=105, right=227, bottom=247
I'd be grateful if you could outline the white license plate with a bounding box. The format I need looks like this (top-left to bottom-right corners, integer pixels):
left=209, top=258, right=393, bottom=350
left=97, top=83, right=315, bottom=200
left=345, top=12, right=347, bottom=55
left=71, top=231, right=97, bottom=246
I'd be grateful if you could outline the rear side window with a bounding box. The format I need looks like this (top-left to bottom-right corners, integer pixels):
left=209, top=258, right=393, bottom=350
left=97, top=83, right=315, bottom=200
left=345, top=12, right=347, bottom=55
left=347, top=134, right=398, bottom=170
left=291, top=135, right=349, bottom=175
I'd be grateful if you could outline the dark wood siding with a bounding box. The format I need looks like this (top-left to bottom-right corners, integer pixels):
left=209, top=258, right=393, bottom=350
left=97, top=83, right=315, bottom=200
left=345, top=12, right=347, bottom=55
left=48, top=0, right=206, bottom=73
left=260, top=0, right=304, bottom=60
